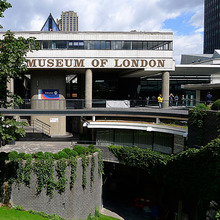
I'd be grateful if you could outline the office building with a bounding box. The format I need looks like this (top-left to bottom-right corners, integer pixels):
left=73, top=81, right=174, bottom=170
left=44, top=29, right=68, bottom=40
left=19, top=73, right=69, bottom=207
left=57, top=11, right=78, bottom=32
left=204, top=0, right=220, bottom=54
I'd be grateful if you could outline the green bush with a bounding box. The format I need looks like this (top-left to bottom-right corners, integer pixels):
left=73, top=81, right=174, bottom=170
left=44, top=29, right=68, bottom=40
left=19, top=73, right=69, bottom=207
left=62, top=148, right=72, bottom=155
left=57, top=151, right=68, bottom=159
left=24, top=154, right=33, bottom=160
left=43, top=152, right=54, bottom=160
left=211, top=99, right=220, bottom=110
left=195, top=103, right=207, bottom=110
left=88, top=144, right=96, bottom=153
left=18, top=153, right=25, bottom=159
left=8, top=151, right=18, bottom=161
left=73, top=145, right=89, bottom=155
left=33, top=151, right=44, bottom=159
left=68, top=150, right=78, bottom=157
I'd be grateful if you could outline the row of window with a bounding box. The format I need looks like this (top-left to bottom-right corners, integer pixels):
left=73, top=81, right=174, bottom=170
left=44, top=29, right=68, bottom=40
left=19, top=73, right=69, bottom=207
left=40, top=40, right=173, bottom=50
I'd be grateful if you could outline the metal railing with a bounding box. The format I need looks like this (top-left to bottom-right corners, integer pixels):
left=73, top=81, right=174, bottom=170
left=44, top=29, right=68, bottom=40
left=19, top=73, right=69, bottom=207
left=0, top=98, right=208, bottom=110
left=27, top=119, right=51, bottom=137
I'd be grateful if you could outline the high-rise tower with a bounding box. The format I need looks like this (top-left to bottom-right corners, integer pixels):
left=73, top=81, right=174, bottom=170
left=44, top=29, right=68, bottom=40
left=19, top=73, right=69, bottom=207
left=204, top=0, right=220, bottom=54
left=57, top=11, right=78, bottom=32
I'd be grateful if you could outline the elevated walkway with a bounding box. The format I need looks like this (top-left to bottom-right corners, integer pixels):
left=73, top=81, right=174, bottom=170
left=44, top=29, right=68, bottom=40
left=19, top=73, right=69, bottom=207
left=0, top=106, right=188, bottom=120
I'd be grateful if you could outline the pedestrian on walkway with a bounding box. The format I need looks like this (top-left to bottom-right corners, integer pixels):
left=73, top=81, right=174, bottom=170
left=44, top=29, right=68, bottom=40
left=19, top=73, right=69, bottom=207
left=169, top=93, right=174, bottom=106
left=174, top=94, right=179, bottom=106
left=157, top=94, right=163, bottom=109
left=181, top=95, right=185, bottom=106
left=206, top=92, right=213, bottom=105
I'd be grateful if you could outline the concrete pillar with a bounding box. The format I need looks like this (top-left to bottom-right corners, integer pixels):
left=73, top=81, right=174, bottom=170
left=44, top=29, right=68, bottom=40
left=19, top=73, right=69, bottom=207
left=30, top=70, right=67, bottom=136
left=85, top=69, right=92, bottom=109
left=162, top=71, right=170, bottom=108
left=7, top=78, right=14, bottom=105
left=196, top=90, right=201, bottom=105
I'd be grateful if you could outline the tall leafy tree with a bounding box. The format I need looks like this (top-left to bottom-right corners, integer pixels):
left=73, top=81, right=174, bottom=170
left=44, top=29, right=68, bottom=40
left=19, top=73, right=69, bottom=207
left=0, top=0, right=39, bottom=144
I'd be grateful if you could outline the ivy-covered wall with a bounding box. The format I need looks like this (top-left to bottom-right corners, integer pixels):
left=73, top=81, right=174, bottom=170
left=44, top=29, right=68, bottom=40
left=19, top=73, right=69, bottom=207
left=9, top=154, right=102, bottom=220
left=188, top=110, right=220, bottom=147
left=0, top=146, right=103, bottom=220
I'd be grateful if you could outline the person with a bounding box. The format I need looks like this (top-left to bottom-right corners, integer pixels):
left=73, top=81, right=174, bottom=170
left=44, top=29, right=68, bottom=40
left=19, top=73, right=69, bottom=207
left=146, top=96, right=150, bottom=106
left=169, top=93, right=174, bottom=106
left=181, top=94, right=185, bottom=106
left=157, top=94, right=163, bottom=109
left=206, top=92, right=213, bottom=105
left=174, top=94, right=179, bottom=106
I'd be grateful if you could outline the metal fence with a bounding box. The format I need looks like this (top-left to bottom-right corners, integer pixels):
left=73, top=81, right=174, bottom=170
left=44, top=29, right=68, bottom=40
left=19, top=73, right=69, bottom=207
left=0, top=98, right=202, bottom=110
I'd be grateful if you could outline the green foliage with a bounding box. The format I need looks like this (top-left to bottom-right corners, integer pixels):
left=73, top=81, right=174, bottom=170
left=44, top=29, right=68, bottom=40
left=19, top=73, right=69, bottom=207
left=69, top=156, right=77, bottom=189
left=108, top=145, right=169, bottom=173
left=4, top=145, right=101, bottom=197
left=62, top=148, right=78, bottom=157
left=33, top=158, right=56, bottom=197
left=57, top=151, right=68, bottom=159
left=97, top=149, right=104, bottom=176
left=0, top=116, right=27, bottom=143
left=109, top=138, right=220, bottom=219
left=73, top=145, right=89, bottom=155
left=188, top=105, right=207, bottom=128
left=8, top=151, right=18, bottom=161
left=211, top=99, right=220, bottom=110
left=90, top=155, right=95, bottom=187
left=33, top=152, right=44, bottom=159
left=14, top=205, right=24, bottom=211
left=56, top=159, right=67, bottom=193
left=23, top=158, right=33, bottom=186
left=81, top=155, right=88, bottom=188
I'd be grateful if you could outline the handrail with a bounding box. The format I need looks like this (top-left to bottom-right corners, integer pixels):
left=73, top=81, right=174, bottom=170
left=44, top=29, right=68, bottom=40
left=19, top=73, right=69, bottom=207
left=31, top=119, right=51, bottom=137
left=0, top=98, right=213, bottom=110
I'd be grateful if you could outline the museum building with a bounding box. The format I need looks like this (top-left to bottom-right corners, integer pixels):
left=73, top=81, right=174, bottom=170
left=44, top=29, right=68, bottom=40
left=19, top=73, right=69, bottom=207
left=1, top=30, right=219, bottom=154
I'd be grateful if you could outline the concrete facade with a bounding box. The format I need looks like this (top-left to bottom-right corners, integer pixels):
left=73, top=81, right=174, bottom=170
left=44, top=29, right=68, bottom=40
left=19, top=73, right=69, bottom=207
left=30, top=70, right=66, bottom=136
left=0, top=31, right=175, bottom=136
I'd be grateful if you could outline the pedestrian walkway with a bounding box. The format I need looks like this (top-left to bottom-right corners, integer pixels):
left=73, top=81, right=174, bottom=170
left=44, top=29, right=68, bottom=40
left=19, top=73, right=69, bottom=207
left=0, top=141, right=73, bottom=154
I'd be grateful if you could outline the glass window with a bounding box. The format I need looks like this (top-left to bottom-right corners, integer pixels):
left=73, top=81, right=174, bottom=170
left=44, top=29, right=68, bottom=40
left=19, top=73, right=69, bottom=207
left=143, top=42, right=148, bottom=50
left=111, top=41, right=116, bottom=50
left=94, top=41, right=101, bottom=50
left=122, top=41, right=132, bottom=50
left=42, top=41, right=49, bottom=49
left=132, top=41, right=143, bottom=50
left=101, top=41, right=105, bottom=49
left=105, top=41, right=111, bottom=50
left=115, top=41, right=122, bottom=49
left=90, top=41, right=95, bottom=50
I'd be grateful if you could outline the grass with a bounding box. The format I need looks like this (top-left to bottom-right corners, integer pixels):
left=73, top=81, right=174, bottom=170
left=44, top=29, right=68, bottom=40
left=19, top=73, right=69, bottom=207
left=100, top=214, right=120, bottom=220
left=0, top=207, right=49, bottom=220
left=0, top=207, right=120, bottom=220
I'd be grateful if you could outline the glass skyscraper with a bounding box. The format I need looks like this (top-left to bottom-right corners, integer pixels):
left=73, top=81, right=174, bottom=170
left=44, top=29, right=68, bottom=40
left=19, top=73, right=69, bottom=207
left=204, top=0, right=220, bottom=54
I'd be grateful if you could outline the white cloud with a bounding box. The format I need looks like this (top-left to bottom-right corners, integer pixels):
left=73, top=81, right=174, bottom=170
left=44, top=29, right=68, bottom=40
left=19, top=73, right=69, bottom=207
left=1, top=0, right=204, bottom=63
left=173, top=32, right=203, bottom=64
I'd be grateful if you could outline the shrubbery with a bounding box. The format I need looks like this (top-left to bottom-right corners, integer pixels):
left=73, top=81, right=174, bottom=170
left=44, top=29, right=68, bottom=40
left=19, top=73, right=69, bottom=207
left=211, top=99, right=220, bottom=110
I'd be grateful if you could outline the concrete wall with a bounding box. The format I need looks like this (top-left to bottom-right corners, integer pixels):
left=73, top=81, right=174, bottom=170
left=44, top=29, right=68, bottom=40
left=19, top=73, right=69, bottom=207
left=9, top=154, right=102, bottom=220
left=30, top=70, right=67, bottom=136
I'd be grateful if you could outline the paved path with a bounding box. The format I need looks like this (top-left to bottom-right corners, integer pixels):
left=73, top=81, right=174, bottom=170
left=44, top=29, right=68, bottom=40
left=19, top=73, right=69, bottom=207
left=0, top=141, right=74, bottom=154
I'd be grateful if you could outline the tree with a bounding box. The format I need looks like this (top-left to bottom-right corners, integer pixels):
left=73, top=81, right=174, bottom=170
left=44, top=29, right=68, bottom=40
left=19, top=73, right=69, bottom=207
left=0, top=0, right=39, bottom=144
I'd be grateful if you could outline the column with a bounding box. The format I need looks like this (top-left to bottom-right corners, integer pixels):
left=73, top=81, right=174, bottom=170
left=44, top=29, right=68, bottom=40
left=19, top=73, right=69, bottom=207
left=162, top=71, right=170, bottom=108
left=85, top=69, right=92, bottom=109
left=6, top=78, right=14, bottom=108
left=196, top=90, right=201, bottom=105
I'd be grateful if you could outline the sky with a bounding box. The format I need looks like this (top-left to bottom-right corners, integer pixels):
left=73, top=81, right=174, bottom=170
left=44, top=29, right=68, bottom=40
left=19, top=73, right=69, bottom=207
left=0, top=0, right=204, bottom=64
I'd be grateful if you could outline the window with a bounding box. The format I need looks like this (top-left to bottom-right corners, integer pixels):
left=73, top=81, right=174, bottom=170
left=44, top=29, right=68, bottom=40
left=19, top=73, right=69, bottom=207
left=40, top=40, right=172, bottom=51
left=132, top=41, right=143, bottom=50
